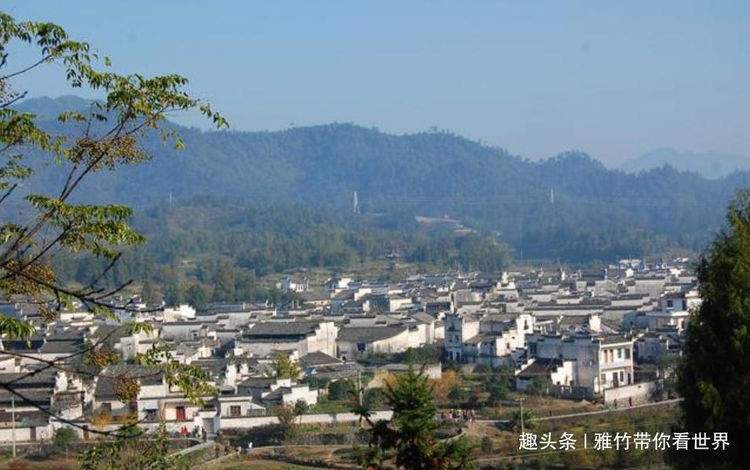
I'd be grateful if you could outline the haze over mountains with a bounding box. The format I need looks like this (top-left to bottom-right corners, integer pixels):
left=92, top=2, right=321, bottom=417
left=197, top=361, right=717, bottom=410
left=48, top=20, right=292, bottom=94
left=15, top=96, right=750, bottom=262
left=620, top=148, right=750, bottom=179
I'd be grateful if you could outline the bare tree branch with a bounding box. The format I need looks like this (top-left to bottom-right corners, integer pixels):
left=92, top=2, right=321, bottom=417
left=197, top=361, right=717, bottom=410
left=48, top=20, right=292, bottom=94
left=0, top=90, right=27, bottom=109
left=0, top=53, right=55, bottom=80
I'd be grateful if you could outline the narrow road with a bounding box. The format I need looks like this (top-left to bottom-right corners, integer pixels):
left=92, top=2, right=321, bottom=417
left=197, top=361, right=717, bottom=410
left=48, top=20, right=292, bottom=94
left=476, top=398, right=683, bottom=425
left=170, top=439, right=214, bottom=457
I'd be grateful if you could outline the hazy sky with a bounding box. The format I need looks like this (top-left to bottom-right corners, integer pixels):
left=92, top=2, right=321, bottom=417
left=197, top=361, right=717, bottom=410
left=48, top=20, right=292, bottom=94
left=3, top=1, right=748, bottom=165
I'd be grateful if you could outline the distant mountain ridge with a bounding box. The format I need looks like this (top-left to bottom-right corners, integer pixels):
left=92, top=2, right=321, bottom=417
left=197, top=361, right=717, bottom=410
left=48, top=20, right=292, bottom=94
left=11, top=96, right=750, bottom=261
left=620, top=148, right=750, bottom=179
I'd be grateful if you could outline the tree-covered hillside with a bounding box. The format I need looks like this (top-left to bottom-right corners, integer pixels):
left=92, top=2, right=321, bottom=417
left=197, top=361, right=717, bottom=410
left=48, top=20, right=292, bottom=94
left=52, top=197, right=513, bottom=305
left=15, top=96, right=749, bottom=263
left=620, top=148, right=750, bottom=179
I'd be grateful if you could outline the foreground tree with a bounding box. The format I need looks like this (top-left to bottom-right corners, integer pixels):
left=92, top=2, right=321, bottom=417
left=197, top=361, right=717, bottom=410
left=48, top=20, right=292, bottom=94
left=0, top=9, right=225, bottom=464
left=273, top=400, right=308, bottom=441
left=674, top=191, right=750, bottom=469
left=79, top=424, right=189, bottom=470
left=52, top=426, right=79, bottom=456
left=353, top=366, right=473, bottom=469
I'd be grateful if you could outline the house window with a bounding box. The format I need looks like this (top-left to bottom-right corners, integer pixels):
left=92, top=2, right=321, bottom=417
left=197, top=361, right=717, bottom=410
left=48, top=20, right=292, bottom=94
left=667, top=299, right=673, bottom=308
left=624, top=348, right=631, bottom=359
left=600, top=373, right=606, bottom=383
left=128, top=401, right=138, bottom=413
left=617, top=348, right=622, bottom=359
left=229, top=405, right=241, bottom=417
left=357, top=343, right=366, bottom=352
left=145, top=409, right=158, bottom=421
left=619, top=371, right=624, bottom=383
left=176, top=406, right=187, bottom=421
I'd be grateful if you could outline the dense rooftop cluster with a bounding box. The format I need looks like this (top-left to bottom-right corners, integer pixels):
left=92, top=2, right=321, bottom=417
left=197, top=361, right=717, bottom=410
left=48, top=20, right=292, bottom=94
left=0, top=257, right=696, bottom=440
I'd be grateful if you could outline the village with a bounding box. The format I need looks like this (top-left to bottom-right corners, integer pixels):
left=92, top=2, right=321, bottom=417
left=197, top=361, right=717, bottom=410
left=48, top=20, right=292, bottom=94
left=0, top=257, right=694, bottom=445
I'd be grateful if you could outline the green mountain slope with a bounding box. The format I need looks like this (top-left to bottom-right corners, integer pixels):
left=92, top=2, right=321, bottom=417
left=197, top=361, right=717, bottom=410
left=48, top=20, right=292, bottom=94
left=14, top=96, right=750, bottom=262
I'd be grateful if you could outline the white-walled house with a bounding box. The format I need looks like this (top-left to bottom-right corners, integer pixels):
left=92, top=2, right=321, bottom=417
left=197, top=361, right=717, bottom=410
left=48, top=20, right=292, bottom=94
left=443, top=313, right=480, bottom=361
left=237, top=321, right=338, bottom=357
left=643, top=290, right=700, bottom=333
left=460, top=313, right=534, bottom=367
left=162, top=304, right=197, bottom=321
left=336, top=325, right=423, bottom=361
left=216, top=393, right=267, bottom=419
left=516, top=358, right=577, bottom=392
left=635, top=331, right=684, bottom=362
left=444, top=312, right=533, bottom=365
left=93, top=365, right=170, bottom=421
left=236, top=377, right=318, bottom=406
left=524, top=334, right=635, bottom=394
left=278, top=276, right=309, bottom=293
left=93, top=364, right=221, bottom=431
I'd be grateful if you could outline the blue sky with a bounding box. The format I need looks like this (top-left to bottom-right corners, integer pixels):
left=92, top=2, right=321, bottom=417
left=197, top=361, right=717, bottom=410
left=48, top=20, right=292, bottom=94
left=3, top=1, right=748, bottom=164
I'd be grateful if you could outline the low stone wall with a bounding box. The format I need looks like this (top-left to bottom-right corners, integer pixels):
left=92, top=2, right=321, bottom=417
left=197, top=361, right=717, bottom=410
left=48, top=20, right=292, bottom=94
left=603, top=381, right=658, bottom=405
left=30, top=410, right=396, bottom=443
left=219, top=410, right=393, bottom=430
left=0, top=424, right=53, bottom=443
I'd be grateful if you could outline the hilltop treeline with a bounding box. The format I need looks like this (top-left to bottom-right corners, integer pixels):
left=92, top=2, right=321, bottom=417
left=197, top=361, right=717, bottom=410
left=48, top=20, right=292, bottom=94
left=51, top=197, right=513, bottom=304
left=17, top=96, right=749, bottom=267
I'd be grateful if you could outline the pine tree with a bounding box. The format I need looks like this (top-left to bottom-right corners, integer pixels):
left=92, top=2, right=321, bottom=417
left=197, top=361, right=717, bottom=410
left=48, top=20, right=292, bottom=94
left=354, top=366, right=473, bottom=469
left=675, top=191, right=750, bottom=469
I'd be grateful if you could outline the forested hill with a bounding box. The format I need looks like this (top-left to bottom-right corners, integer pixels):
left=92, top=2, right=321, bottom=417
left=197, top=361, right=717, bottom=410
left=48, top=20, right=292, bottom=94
left=15, top=96, right=750, bottom=261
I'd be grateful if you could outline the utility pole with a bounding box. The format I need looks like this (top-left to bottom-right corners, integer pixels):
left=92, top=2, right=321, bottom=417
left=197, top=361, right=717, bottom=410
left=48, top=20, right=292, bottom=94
left=11, top=395, right=16, bottom=458
left=353, top=191, right=360, bottom=214
left=355, top=369, right=365, bottom=428
left=519, top=397, right=525, bottom=436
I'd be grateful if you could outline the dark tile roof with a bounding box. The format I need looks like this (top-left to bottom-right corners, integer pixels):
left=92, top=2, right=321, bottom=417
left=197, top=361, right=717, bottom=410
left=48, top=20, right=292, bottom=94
left=94, top=364, right=163, bottom=399
left=299, top=351, right=342, bottom=368
left=300, top=290, right=330, bottom=302
left=517, top=358, right=563, bottom=379
left=39, top=340, right=86, bottom=354
left=0, top=410, right=49, bottom=427
left=244, top=321, right=320, bottom=340
left=1, top=339, right=46, bottom=352
left=0, top=371, right=57, bottom=388
left=598, top=335, right=632, bottom=345
left=237, top=377, right=278, bottom=389
left=411, top=312, right=436, bottom=324
left=337, top=325, right=407, bottom=343
left=0, top=389, right=53, bottom=407
left=463, top=334, right=490, bottom=345
left=260, top=388, right=284, bottom=404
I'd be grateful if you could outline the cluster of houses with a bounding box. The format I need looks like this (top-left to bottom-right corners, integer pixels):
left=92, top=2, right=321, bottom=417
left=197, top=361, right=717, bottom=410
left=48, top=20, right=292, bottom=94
left=0, top=258, right=697, bottom=441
